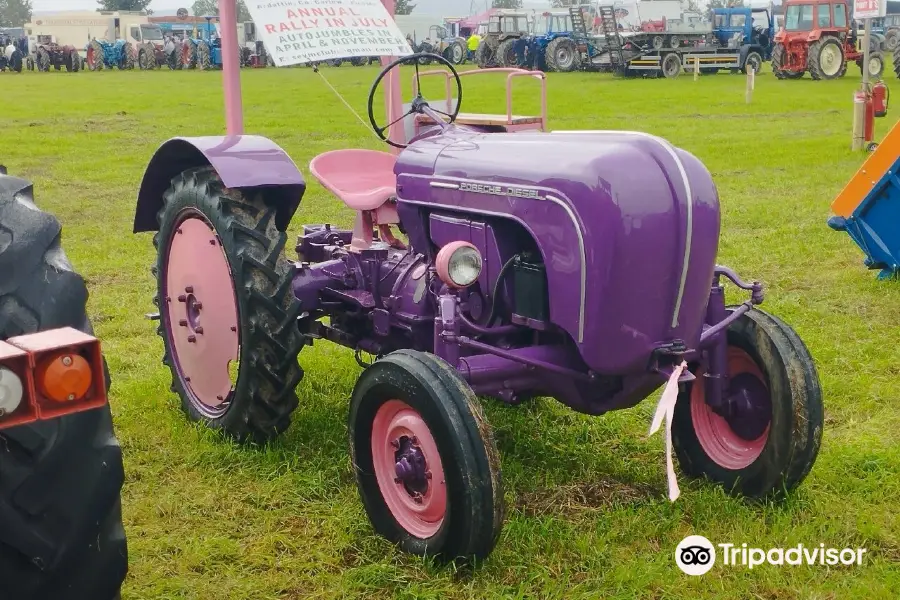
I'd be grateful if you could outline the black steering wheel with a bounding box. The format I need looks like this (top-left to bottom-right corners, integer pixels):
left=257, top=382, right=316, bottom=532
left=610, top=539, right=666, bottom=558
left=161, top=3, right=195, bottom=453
left=367, top=52, right=463, bottom=149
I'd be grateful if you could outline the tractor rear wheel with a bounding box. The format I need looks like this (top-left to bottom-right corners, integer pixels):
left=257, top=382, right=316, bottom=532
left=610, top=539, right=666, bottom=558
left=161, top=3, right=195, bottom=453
left=26, top=55, right=33, bottom=70
left=545, top=36, right=580, bottom=72
left=447, top=40, right=466, bottom=64
left=181, top=42, right=196, bottom=69
left=887, top=28, right=900, bottom=51
left=196, top=41, right=211, bottom=70
left=497, top=38, right=519, bottom=67
left=87, top=40, right=103, bottom=71
left=153, top=167, right=306, bottom=444
left=138, top=45, right=155, bottom=70
left=808, top=37, right=844, bottom=80
left=0, top=173, right=128, bottom=599
left=861, top=50, right=885, bottom=78
left=123, top=43, right=135, bottom=69
left=36, top=47, right=50, bottom=72
left=661, top=52, right=682, bottom=79
left=771, top=43, right=803, bottom=79
left=417, top=43, right=434, bottom=64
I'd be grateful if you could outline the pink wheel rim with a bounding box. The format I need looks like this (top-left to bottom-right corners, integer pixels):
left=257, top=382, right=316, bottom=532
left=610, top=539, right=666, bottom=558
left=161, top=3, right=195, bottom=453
left=164, top=213, right=240, bottom=414
left=691, top=348, right=770, bottom=470
left=371, top=399, right=447, bottom=538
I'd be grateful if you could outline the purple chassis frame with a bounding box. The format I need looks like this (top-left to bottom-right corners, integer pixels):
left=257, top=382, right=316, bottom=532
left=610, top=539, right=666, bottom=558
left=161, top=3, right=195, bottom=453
left=133, top=0, right=764, bottom=419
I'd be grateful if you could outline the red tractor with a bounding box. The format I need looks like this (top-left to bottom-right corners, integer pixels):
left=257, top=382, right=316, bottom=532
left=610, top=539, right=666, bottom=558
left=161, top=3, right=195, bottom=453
left=772, top=0, right=884, bottom=80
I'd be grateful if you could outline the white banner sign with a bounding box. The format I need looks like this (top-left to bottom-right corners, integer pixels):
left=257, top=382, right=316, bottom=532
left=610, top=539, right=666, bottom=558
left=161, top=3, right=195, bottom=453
left=244, top=0, right=413, bottom=66
left=854, top=0, right=886, bottom=19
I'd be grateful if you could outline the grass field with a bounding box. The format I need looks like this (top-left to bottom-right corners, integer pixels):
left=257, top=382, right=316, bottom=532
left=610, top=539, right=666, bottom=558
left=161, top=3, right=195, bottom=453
left=4, top=62, right=900, bottom=599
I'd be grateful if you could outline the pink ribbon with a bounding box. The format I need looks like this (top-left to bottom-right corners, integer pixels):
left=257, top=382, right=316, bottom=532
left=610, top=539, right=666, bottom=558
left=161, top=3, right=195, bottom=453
left=648, top=360, right=688, bottom=502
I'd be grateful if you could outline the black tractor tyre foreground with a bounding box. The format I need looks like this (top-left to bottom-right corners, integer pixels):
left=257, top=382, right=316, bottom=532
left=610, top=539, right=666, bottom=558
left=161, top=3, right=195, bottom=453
left=0, top=170, right=128, bottom=599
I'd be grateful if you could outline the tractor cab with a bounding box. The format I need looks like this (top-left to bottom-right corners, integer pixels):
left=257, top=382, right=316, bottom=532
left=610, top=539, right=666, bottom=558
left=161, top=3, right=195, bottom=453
left=713, top=6, right=774, bottom=55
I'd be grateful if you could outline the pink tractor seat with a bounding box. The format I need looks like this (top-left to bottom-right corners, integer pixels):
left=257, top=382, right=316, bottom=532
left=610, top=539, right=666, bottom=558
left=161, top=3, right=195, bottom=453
left=309, top=149, right=398, bottom=211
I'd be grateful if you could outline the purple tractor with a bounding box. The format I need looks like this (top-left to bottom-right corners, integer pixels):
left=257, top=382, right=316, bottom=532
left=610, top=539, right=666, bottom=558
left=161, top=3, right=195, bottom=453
left=133, top=0, right=823, bottom=563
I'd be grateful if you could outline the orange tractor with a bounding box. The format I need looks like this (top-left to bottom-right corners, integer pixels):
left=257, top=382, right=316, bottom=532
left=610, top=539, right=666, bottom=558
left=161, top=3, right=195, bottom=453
left=772, top=0, right=884, bottom=80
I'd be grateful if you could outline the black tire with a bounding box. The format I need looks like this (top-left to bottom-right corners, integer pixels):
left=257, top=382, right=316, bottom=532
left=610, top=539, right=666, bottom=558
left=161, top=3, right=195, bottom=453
left=808, top=36, right=844, bottom=80
left=68, top=50, right=80, bottom=72
left=887, top=29, right=900, bottom=51
left=182, top=42, right=196, bottom=69
left=350, top=56, right=366, bottom=66
left=167, top=48, right=180, bottom=70
left=139, top=45, right=155, bottom=70
left=36, top=47, right=49, bottom=72
left=496, top=38, right=518, bottom=67
left=861, top=50, right=885, bottom=78
left=153, top=167, right=306, bottom=444
left=742, top=50, right=762, bottom=74
left=26, top=55, right=34, bottom=71
left=88, top=40, right=104, bottom=71
left=123, top=43, right=135, bottom=70
left=545, top=36, right=580, bottom=72
left=672, top=308, right=823, bottom=499
left=447, top=40, right=466, bottom=64
left=416, top=43, right=434, bottom=64
left=0, top=174, right=127, bottom=599
left=197, top=42, right=211, bottom=70
left=771, top=42, right=803, bottom=79
left=651, top=35, right=665, bottom=50
left=9, top=49, right=22, bottom=72
left=661, top=52, right=681, bottom=78
left=474, top=40, right=492, bottom=68
left=349, top=349, right=504, bottom=562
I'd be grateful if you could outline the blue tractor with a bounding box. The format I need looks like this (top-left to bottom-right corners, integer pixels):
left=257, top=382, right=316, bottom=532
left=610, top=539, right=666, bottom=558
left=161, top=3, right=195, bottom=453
left=532, top=7, right=605, bottom=72
left=711, top=6, right=775, bottom=74
left=86, top=39, right=135, bottom=71
left=181, top=17, right=239, bottom=70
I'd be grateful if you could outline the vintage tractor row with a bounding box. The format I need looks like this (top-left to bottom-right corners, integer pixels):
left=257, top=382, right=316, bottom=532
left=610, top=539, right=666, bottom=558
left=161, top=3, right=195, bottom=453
left=135, top=0, right=824, bottom=564
left=0, top=165, right=128, bottom=599
left=772, top=0, right=883, bottom=80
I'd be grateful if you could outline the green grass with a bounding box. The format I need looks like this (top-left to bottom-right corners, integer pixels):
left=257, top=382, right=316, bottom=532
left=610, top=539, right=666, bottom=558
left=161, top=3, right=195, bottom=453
left=3, top=62, right=900, bottom=599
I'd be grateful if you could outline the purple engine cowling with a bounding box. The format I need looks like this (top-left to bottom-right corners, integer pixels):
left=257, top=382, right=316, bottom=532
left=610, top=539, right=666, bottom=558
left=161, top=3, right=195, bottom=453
left=394, top=129, right=721, bottom=375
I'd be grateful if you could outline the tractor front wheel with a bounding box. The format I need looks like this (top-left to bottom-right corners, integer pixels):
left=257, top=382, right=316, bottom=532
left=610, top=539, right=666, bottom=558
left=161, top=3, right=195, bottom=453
left=661, top=52, right=682, bottom=79
left=742, top=51, right=762, bottom=74
left=672, top=308, right=823, bottom=499
left=349, top=350, right=504, bottom=562
left=808, top=37, right=844, bottom=80
left=860, top=50, right=885, bottom=78
left=154, top=167, right=306, bottom=444
left=545, top=36, right=580, bottom=72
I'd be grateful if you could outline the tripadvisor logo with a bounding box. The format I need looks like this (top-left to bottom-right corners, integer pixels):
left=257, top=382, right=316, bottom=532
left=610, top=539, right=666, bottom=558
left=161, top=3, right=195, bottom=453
left=675, top=535, right=867, bottom=575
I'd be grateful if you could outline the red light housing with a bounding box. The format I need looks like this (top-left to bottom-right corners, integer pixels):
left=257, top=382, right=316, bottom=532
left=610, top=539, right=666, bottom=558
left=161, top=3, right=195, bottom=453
left=0, top=327, right=108, bottom=430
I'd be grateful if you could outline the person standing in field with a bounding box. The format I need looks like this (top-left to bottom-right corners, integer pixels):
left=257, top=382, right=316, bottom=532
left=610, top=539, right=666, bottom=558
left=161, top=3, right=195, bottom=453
left=467, top=31, right=481, bottom=61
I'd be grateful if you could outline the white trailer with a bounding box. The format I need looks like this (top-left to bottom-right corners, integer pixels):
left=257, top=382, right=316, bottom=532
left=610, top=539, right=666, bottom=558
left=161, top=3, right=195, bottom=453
left=25, top=11, right=163, bottom=58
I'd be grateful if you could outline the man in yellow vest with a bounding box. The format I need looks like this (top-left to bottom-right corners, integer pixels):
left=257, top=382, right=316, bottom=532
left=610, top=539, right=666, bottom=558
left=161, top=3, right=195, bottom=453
left=467, top=31, right=481, bottom=61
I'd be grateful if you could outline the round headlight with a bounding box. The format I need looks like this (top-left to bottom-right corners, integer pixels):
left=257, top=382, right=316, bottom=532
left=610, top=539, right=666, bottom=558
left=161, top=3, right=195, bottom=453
left=0, top=366, right=24, bottom=417
left=436, top=241, right=483, bottom=288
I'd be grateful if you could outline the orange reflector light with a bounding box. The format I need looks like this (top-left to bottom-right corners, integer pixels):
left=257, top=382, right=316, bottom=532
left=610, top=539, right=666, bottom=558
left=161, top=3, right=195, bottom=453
left=36, top=351, right=92, bottom=403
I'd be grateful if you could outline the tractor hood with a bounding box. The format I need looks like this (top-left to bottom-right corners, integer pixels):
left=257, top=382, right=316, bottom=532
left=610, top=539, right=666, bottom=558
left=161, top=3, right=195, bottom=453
left=395, top=129, right=721, bottom=374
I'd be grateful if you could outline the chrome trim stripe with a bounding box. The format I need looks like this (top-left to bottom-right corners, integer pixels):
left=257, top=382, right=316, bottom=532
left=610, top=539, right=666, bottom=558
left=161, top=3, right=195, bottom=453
left=548, top=130, right=694, bottom=328
left=547, top=195, right=586, bottom=342
left=405, top=178, right=586, bottom=343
